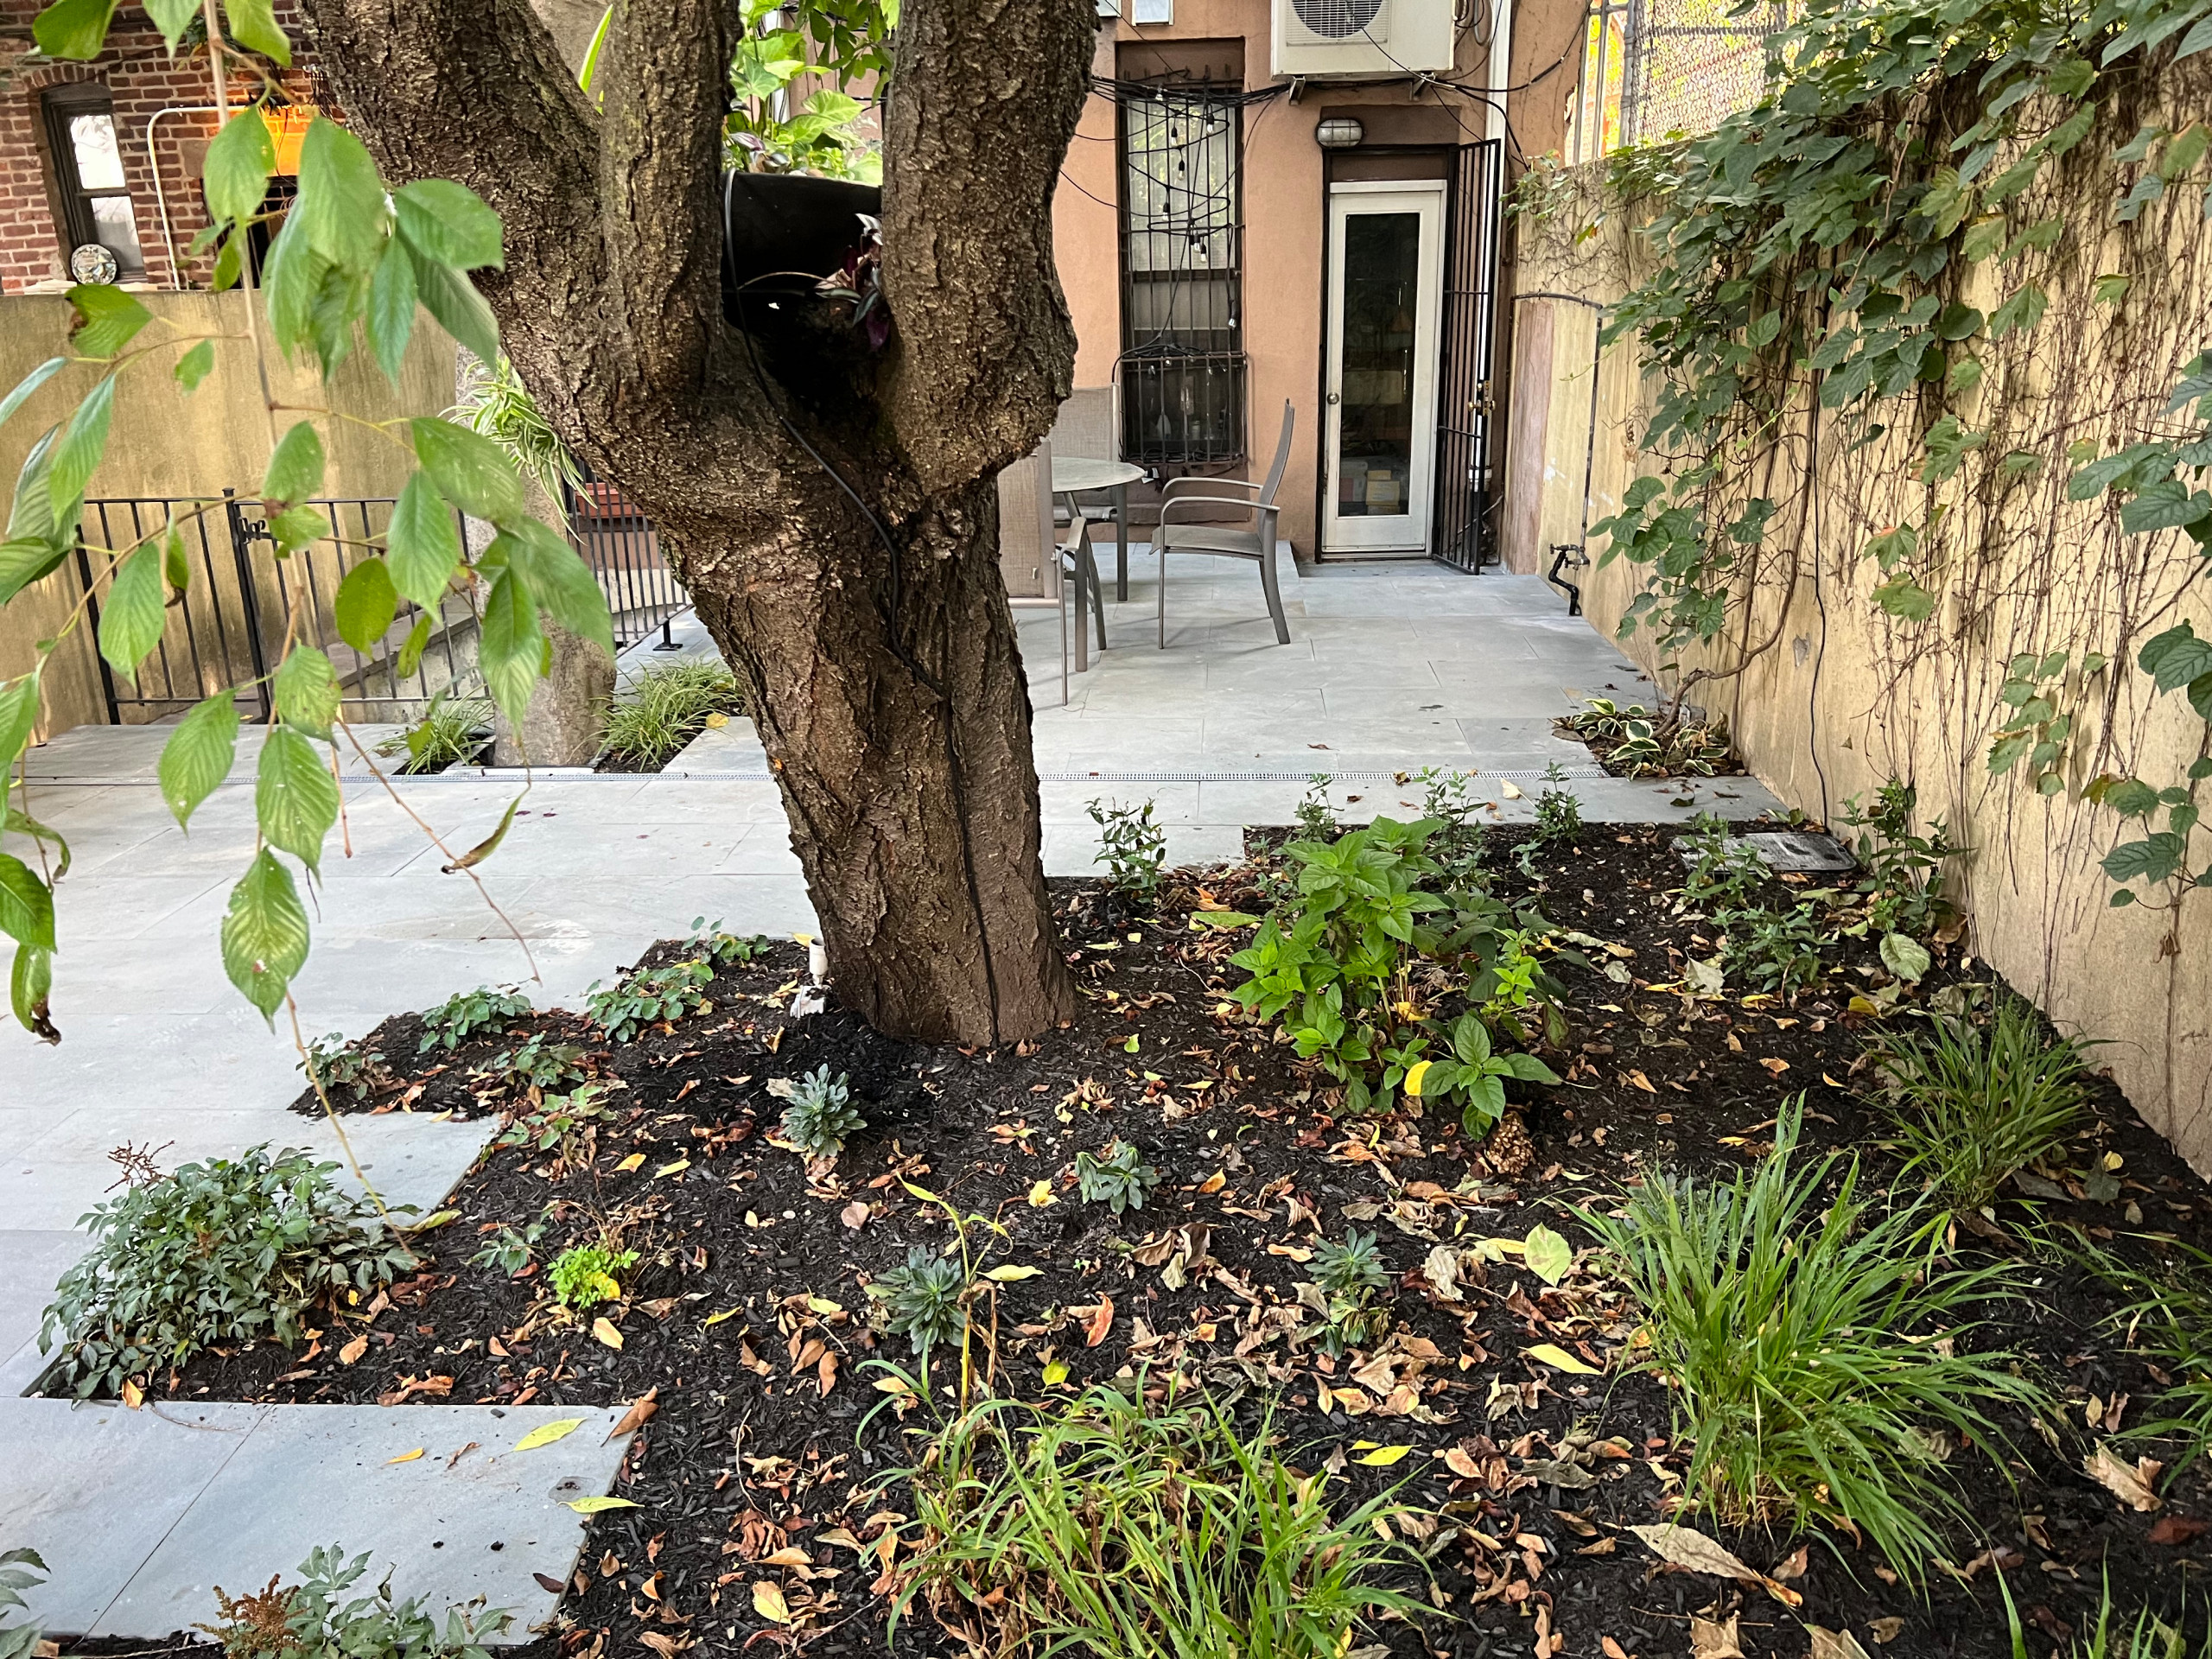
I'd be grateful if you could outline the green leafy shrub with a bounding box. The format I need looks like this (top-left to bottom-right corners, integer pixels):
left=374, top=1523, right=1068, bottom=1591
left=1866, top=996, right=2089, bottom=1216
left=1532, top=762, right=1583, bottom=842
left=1415, top=766, right=1488, bottom=887
left=300, top=1032, right=391, bottom=1102
left=376, top=692, right=493, bottom=776
left=494, top=1080, right=619, bottom=1171
left=586, top=958, right=713, bottom=1042
left=468, top=1218, right=548, bottom=1276
left=600, top=660, right=744, bottom=769
left=1087, top=798, right=1167, bottom=903
left=1676, top=812, right=1770, bottom=912
left=1294, top=772, right=1338, bottom=841
left=199, top=1543, right=509, bottom=1659
left=479, top=1033, right=591, bottom=1093
left=41, top=1145, right=416, bottom=1399
left=0, top=1549, right=47, bottom=1659
left=416, top=985, right=533, bottom=1054
left=1576, top=1105, right=2043, bottom=1579
left=1394, top=1010, right=1559, bottom=1137
left=776, top=1065, right=866, bottom=1158
left=869, top=1247, right=970, bottom=1358
left=1074, top=1140, right=1161, bottom=1214
left=1713, top=900, right=1826, bottom=993
left=890, top=1384, right=1420, bottom=1659
left=1304, top=1230, right=1390, bottom=1356
left=1839, top=779, right=1961, bottom=943
left=548, top=1241, right=638, bottom=1310
left=683, top=916, right=770, bottom=966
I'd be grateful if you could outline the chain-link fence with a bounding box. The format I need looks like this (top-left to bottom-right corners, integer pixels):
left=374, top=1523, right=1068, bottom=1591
left=1566, top=0, right=1790, bottom=162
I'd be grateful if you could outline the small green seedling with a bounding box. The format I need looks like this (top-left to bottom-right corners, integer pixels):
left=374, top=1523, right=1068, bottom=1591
left=1075, top=1140, right=1161, bottom=1214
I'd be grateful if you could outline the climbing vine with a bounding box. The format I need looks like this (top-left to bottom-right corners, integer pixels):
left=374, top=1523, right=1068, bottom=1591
left=1568, top=0, right=2212, bottom=918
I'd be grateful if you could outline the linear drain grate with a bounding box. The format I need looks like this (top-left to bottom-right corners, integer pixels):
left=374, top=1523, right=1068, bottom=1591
left=24, top=765, right=1611, bottom=788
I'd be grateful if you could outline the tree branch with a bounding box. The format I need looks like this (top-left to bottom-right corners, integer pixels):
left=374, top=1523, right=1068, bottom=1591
left=877, top=0, right=1098, bottom=491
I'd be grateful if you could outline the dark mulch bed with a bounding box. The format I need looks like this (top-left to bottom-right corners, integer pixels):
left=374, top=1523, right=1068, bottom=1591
left=104, top=824, right=2212, bottom=1659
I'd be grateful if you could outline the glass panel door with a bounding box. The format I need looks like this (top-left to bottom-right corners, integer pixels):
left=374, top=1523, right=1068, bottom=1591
left=1322, top=184, right=1445, bottom=556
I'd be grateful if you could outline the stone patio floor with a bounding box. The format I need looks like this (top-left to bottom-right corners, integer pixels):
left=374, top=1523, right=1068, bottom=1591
left=0, top=556, right=1778, bottom=1638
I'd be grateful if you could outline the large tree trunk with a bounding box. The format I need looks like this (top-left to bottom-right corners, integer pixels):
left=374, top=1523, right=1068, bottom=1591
left=680, top=474, right=1070, bottom=1042
left=302, top=0, right=1095, bottom=1045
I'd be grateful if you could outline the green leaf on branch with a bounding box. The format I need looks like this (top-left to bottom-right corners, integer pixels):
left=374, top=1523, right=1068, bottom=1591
left=47, top=375, right=115, bottom=507
left=10, top=941, right=55, bottom=1042
left=495, top=518, right=614, bottom=659
left=0, top=854, right=56, bottom=951
left=261, top=420, right=326, bottom=508
left=1879, top=931, right=1931, bottom=982
left=410, top=418, right=524, bottom=522
left=2139, top=623, right=2212, bottom=693
left=31, top=0, right=118, bottom=59
left=222, top=0, right=292, bottom=64
left=0, top=672, right=40, bottom=767
left=295, top=118, right=386, bottom=274
left=405, top=251, right=500, bottom=367
left=1872, top=575, right=1936, bottom=621
left=0, top=359, right=65, bottom=435
left=395, top=613, right=434, bottom=678
left=221, top=849, right=309, bottom=1020
left=365, top=239, right=417, bottom=384
left=393, top=181, right=504, bottom=271
left=273, top=646, right=340, bottom=739
left=386, top=472, right=463, bottom=613
left=255, top=726, right=339, bottom=871
left=5, top=806, right=71, bottom=879
left=67, top=286, right=151, bottom=359
left=159, top=693, right=240, bottom=827
left=2103, top=833, right=2187, bottom=885
left=334, top=557, right=399, bottom=654
left=203, top=109, right=276, bottom=228
left=266, top=505, right=330, bottom=553
left=478, top=569, right=545, bottom=726
left=143, top=0, right=196, bottom=46
left=98, top=543, right=167, bottom=677
left=174, top=340, right=216, bottom=392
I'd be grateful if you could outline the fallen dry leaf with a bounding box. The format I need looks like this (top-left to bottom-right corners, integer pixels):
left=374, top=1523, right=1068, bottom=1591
left=338, top=1334, right=368, bottom=1366
left=1869, top=1618, right=1905, bottom=1646
left=592, top=1316, right=624, bottom=1351
left=605, top=1387, right=659, bottom=1443
left=1771, top=1544, right=1809, bottom=1581
left=1689, top=1614, right=1743, bottom=1658
left=386, top=1447, right=424, bottom=1465
left=2084, top=1441, right=2163, bottom=1511
left=751, top=1580, right=791, bottom=1624
left=1624, top=1070, right=1657, bottom=1094
left=1083, top=1296, right=1115, bottom=1347
left=2150, top=1516, right=2210, bottom=1545
left=1808, top=1628, right=1873, bottom=1659
left=840, top=1200, right=870, bottom=1230
left=1629, top=1523, right=1802, bottom=1607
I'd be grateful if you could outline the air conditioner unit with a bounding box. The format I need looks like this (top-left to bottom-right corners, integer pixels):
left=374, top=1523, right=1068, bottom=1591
left=1272, top=0, right=1456, bottom=79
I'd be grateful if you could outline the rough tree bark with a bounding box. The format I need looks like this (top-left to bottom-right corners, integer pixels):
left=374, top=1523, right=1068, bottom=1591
left=302, top=0, right=1096, bottom=1043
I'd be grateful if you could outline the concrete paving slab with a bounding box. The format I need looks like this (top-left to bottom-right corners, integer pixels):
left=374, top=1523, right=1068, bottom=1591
left=0, top=1233, right=89, bottom=1395
left=1, top=1398, right=270, bottom=1634
left=86, top=1402, right=638, bottom=1643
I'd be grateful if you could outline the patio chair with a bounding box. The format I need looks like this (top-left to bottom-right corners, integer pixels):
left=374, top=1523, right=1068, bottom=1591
left=1156, top=400, right=1295, bottom=648
left=1049, top=387, right=1130, bottom=597
left=1029, top=439, right=1107, bottom=705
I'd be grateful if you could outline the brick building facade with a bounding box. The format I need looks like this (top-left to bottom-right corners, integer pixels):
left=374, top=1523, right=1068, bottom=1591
left=0, top=2, right=319, bottom=293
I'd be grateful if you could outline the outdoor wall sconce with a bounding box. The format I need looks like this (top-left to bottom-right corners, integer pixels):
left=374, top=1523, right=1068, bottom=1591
left=1314, top=116, right=1365, bottom=149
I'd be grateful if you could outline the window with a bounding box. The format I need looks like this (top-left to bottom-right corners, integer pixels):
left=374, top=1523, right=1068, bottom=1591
left=1116, top=83, right=1244, bottom=465
left=44, top=86, right=145, bottom=277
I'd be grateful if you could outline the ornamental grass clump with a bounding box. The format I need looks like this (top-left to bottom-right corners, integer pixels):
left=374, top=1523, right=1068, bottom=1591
left=1577, top=1103, right=2045, bottom=1579
left=40, top=1144, right=416, bottom=1399
left=889, top=1384, right=1421, bottom=1659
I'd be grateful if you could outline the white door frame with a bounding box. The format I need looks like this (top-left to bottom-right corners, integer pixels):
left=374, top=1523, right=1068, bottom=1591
left=1321, top=179, right=1447, bottom=556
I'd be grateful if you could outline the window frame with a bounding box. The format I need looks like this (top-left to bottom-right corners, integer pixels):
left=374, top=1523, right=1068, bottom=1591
left=42, top=82, right=146, bottom=278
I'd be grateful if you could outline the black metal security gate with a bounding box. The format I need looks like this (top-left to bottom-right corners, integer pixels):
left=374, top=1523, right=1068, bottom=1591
left=1431, top=137, right=1504, bottom=574
left=76, top=493, right=485, bottom=725
left=563, top=478, right=690, bottom=651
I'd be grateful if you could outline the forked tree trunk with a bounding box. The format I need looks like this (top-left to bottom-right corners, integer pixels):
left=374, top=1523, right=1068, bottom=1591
left=303, top=0, right=1096, bottom=1046
left=676, top=475, right=1072, bottom=1043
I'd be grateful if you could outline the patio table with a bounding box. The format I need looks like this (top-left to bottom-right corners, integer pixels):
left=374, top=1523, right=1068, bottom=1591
left=1051, top=456, right=1145, bottom=601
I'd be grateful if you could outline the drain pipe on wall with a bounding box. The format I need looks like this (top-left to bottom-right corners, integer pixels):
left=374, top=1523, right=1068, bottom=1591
left=147, top=105, right=223, bottom=289
left=1510, top=289, right=1607, bottom=616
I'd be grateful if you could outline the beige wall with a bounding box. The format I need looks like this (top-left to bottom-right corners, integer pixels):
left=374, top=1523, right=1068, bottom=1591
left=1507, top=60, right=2212, bottom=1171
left=0, top=290, right=456, bottom=736
left=1058, top=1, right=1532, bottom=558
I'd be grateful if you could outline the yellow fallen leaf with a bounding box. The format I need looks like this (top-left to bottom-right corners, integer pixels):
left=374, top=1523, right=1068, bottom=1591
left=567, top=1496, right=639, bottom=1513
left=704, top=711, right=729, bottom=729
left=702, top=1307, right=741, bottom=1328
left=1027, top=1179, right=1055, bottom=1207
left=752, top=1581, right=791, bottom=1624
left=514, top=1417, right=588, bottom=1452
left=121, top=1378, right=144, bottom=1409
left=1525, top=1343, right=1600, bottom=1376
left=1403, top=1059, right=1433, bottom=1097
left=873, top=1376, right=912, bottom=1395
left=984, top=1265, right=1043, bottom=1281
left=614, top=1153, right=645, bottom=1173
left=1043, top=1361, right=1069, bottom=1386
left=1356, top=1444, right=1413, bottom=1465
left=1198, top=1171, right=1226, bottom=1194
left=655, top=1158, right=690, bottom=1177
left=339, top=1334, right=368, bottom=1365
left=593, top=1317, right=624, bottom=1350
left=387, top=1447, right=424, bottom=1465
